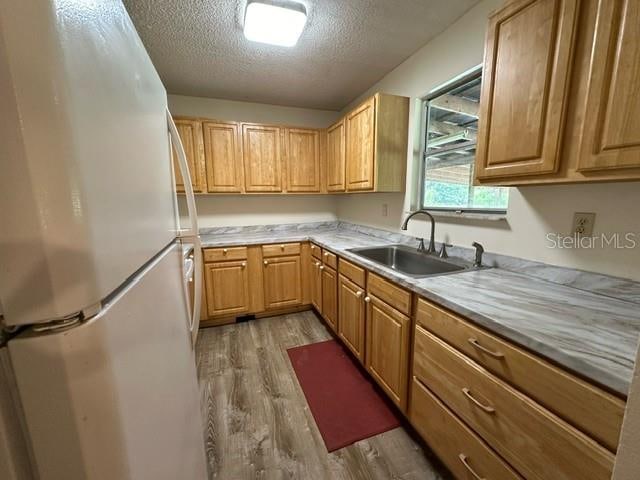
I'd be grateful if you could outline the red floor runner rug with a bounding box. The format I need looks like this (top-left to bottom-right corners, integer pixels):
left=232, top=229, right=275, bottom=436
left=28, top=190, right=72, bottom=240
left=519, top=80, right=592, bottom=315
left=287, top=339, right=401, bottom=452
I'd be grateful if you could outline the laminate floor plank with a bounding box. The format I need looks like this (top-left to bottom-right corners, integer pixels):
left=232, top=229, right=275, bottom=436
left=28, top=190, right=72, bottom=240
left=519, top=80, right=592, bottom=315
left=196, top=311, right=450, bottom=480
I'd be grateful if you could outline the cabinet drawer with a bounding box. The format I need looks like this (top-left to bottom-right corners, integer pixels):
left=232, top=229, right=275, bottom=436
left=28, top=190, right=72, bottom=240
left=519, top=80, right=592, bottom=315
left=310, top=243, right=322, bottom=260
left=413, top=326, right=614, bottom=480
left=338, top=258, right=366, bottom=288
left=262, top=242, right=301, bottom=258
left=203, top=246, right=247, bottom=262
left=415, top=298, right=625, bottom=451
left=367, top=273, right=411, bottom=316
left=410, top=377, right=523, bottom=480
left=321, top=249, right=337, bottom=269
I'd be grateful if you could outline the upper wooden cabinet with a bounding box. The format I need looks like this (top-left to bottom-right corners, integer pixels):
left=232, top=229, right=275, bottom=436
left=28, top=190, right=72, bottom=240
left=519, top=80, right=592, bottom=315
left=345, top=93, right=409, bottom=192
left=171, top=92, right=409, bottom=194
left=171, top=118, right=206, bottom=193
left=326, top=119, right=346, bottom=192
left=577, top=0, right=640, bottom=172
left=242, top=123, right=283, bottom=193
left=475, top=0, right=640, bottom=185
left=346, top=97, right=376, bottom=190
left=202, top=121, right=243, bottom=193
left=284, top=128, right=321, bottom=192
left=475, top=0, right=579, bottom=180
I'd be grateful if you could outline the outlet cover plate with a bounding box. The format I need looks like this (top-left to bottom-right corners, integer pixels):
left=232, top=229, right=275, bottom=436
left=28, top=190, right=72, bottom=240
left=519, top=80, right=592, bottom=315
left=572, top=212, right=596, bottom=236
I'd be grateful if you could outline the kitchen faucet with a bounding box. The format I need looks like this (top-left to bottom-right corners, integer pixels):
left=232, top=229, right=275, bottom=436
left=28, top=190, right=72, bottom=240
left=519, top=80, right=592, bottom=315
left=401, top=210, right=436, bottom=254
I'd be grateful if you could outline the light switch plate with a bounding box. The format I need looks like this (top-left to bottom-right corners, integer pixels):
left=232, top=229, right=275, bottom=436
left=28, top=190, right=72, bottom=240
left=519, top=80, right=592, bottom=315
left=572, top=212, right=596, bottom=236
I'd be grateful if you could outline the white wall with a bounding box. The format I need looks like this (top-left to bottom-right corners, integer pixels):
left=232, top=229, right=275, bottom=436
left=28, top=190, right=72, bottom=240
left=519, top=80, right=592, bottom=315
left=336, top=0, right=640, bottom=281
left=168, top=94, right=339, bottom=127
left=169, top=95, right=341, bottom=227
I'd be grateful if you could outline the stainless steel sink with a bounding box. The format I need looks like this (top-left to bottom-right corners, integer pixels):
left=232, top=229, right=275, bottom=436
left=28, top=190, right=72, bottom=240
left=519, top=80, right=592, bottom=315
left=348, top=244, right=472, bottom=278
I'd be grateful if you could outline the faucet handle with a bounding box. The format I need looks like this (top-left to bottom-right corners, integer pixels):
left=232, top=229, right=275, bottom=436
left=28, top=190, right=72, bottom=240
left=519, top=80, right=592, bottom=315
left=472, top=242, right=484, bottom=267
left=439, top=243, right=452, bottom=259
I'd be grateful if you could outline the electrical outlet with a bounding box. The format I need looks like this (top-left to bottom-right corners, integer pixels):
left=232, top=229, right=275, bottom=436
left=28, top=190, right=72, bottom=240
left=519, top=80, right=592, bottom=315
left=572, top=212, right=596, bottom=236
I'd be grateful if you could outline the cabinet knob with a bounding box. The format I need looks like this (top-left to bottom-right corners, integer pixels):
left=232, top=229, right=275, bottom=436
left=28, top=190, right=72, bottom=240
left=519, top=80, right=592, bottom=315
left=241, top=262, right=246, bottom=268
left=280, top=244, right=285, bottom=250
left=263, top=260, right=268, bottom=266
left=223, top=248, right=228, bottom=254
left=324, top=252, right=329, bottom=257
left=356, top=291, right=363, bottom=298
left=364, top=296, right=371, bottom=303
left=315, top=261, right=321, bottom=267
left=319, top=265, right=325, bottom=270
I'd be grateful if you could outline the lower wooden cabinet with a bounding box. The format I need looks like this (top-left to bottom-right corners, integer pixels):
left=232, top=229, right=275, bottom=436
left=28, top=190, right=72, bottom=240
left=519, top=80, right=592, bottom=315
left=263, top=255, right=302, bottom=309
left=310, top=258, right=322, bottom=312
left=337, top=274, right=366, bottom=362
left=410, top=377, right=524, bottom=480
left=365, top=294, right=410, bottom=410
left=204, top=260, right=249, bottom=317
left=321, top=265, right=338, bottom=333
left=413, top=325, right=614, bottom=480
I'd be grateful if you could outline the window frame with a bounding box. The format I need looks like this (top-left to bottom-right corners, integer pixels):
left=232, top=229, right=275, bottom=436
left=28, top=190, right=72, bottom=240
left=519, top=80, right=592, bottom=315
left=419, top=66, right=508, bottom=215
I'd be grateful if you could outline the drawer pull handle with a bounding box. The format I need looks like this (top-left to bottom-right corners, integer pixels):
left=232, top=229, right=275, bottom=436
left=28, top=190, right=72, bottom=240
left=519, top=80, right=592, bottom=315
left=468, top=338, right=504, bottom=358
left=462, top=388, right=495, bottom=414
left=458, top=454, right=486, bottom=480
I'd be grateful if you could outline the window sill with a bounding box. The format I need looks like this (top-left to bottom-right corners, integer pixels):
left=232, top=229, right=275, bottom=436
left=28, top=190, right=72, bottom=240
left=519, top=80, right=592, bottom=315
left=407, top=210, right=507, bottom=222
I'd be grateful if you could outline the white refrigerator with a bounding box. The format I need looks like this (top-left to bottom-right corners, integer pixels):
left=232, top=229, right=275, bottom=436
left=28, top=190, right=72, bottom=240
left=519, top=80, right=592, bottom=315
left=0, top=0, right=207, bottom=479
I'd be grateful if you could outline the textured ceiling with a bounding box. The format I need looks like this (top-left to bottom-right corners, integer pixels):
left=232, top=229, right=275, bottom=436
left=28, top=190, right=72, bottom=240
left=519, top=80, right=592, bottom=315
left=123, top=0, right=481, bottom=110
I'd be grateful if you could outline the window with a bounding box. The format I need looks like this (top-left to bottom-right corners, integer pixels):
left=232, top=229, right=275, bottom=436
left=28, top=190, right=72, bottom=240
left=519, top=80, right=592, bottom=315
left=421, top=67, right=508, bottom=213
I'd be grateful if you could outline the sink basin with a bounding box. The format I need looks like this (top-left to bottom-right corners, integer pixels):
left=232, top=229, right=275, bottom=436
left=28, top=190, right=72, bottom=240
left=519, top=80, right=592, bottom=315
left=348, top=244, right=470, bottom=277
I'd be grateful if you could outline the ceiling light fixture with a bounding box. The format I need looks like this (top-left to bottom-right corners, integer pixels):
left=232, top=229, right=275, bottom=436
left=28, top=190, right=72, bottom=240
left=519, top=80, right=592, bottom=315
left=243, top=0, right=307, bottom=47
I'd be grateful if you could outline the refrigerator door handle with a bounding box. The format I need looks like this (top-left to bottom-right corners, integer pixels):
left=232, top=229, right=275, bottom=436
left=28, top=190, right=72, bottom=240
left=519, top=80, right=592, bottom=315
left=166, top=109, right=198, bottom=238
left=189, top=237, right=203, bottom=346
left=167, top=110, right=201, bottom=346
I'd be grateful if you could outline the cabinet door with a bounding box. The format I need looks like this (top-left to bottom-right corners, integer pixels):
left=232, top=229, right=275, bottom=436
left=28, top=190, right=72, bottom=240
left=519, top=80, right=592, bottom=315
left=338, top=274, right=366, bottom=362
left=172, top=118, right=206, bottom=193
left=577, top=0, right=640, bottom=172
left=346, top=97, right=376, bottom=191
left=326, top=120, right=346, bottom=192
left=242, top=124, right=282, bottom=192
left=475, top=0, right=579, bottom=179
left=284, top=128, right=321, bottom=192
left=203, top=121, right=243, bottom=192
left=204, top=260, right=249, bottom=317
left=321, top=266, right=338, bottom=333
left=310, top=258, right=322, bottom=313
left=263, top=256, right=302, bottom=309
left=365, top=295, right=410, bottom=410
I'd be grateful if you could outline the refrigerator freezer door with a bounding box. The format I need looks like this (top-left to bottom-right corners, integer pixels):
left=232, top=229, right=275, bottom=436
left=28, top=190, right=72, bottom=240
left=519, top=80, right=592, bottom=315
left=8, top=242, right=207, bottom=480
left=0, top=0, right=178, bottom=326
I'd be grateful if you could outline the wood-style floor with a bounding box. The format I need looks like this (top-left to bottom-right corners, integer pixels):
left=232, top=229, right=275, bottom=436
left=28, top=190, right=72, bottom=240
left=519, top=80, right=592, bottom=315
left=195, top=310, right=450, bottom=480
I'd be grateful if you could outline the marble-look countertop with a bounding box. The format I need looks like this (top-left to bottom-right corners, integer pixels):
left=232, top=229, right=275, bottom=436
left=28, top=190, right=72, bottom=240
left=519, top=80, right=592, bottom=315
left=200, top=226, right=640, bottom=396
